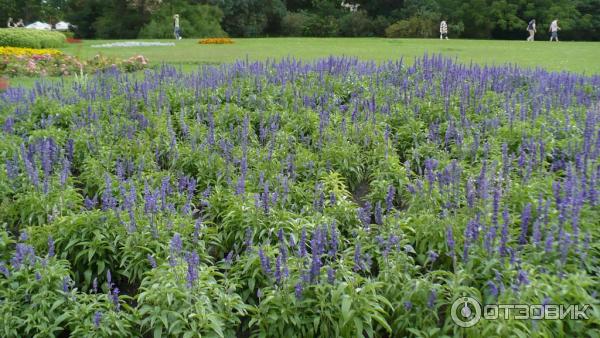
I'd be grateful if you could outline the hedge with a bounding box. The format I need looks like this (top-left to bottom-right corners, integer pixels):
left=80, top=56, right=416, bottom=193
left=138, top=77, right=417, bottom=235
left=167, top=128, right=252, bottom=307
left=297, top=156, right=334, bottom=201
left=0, top=28, right=66, bottom=48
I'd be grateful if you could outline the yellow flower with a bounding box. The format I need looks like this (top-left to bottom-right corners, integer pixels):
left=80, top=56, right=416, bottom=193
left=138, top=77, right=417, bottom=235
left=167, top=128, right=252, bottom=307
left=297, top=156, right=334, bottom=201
left=0, top=47, right=62, bottom=57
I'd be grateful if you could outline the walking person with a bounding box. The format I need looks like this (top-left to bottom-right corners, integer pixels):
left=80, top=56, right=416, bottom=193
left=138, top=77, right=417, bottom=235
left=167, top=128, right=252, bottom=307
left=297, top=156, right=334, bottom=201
left=549, top=19, right=560, bottom=42
left=526, top=19, right=536, bottom=41
left=7, top=17, right=14, bottom=28
left=440, top=20, right=448, bottom=40
left=173, top=14, right=182, bottom=40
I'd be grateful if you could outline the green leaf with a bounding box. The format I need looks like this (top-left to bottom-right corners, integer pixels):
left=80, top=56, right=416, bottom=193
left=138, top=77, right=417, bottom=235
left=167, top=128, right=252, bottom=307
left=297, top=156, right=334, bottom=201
left=341, top=296, right=352, bottom=325
left=153, top=325, right=163, bottom=338
left=160, top=312, right=169, bottom=330
left=353, top=317, right=363, bottom=338
left=97, top=260, right=105, bottom=275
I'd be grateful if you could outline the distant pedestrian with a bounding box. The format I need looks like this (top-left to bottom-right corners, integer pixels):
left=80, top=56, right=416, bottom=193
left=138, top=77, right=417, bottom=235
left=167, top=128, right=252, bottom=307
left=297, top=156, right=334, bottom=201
left=526, top=19, right=536, bottom=41
left=173, top=14, right=182, bottom=40
left=7, top=17, right=14, bottom=28
left=15, top=18, right=24, bottom=27
left=549, top=19, right=560, bottom=42
left=440, top=20, right=448, bottom=40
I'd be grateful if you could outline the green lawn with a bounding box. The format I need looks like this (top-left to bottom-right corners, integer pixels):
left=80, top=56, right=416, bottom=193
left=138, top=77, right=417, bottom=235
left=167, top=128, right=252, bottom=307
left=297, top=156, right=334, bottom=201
left=63, top=38, right=600, bottom=72
left=9, top=37, right=600, bottom=87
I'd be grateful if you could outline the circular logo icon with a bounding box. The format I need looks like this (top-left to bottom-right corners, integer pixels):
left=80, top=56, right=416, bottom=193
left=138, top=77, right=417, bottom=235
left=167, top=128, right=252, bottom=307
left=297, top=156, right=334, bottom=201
left=451, top=296, right=482, bottom=328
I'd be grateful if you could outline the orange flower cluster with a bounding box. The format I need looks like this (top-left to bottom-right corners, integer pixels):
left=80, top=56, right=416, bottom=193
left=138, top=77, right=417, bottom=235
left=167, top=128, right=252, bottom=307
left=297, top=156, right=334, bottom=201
left=198, top=38, right=234, bottom=45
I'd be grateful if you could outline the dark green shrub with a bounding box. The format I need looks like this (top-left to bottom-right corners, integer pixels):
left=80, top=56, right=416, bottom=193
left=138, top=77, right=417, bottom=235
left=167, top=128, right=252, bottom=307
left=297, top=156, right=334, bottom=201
left=372, top=15, right=392, bottom=36
left=281, top=11, right=312, bottom=36
left=220, top=0, right=286, bottom=37
left=339, top=11, right=376, bottom=37
left=385, top=17, right=438, bottom=38
left=449, top=21, right=465, bottom=37
left=304, top=15, right=340, bottom=37
left=0, top=28, right=66, bottom=48
left=139, top=4, right=226, bottom=38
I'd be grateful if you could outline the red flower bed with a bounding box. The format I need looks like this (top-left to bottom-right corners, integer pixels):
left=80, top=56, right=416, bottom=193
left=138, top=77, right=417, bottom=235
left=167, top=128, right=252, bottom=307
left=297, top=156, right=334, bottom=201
left=66, top=37, right=82, bottom=44
left=0, top=77, right=8, bottom=91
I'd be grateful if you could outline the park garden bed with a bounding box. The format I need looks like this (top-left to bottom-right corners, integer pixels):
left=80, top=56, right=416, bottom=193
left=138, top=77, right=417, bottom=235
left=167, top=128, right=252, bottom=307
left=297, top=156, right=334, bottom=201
left=0, top=55, right=598, bottom=337
left=0, top=47, right=148, bottom=78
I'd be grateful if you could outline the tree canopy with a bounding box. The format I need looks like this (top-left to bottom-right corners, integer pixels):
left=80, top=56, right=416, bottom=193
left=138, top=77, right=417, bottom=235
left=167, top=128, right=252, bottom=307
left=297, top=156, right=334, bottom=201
left=1, top=0, right=599, bottom=40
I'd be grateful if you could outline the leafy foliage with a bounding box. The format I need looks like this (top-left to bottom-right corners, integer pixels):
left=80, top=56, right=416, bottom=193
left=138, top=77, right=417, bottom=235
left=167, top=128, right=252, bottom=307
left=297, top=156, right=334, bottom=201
left=3, top=0, right=599, bottom=39
left=0, top=54, right=599, bottom=337
left=138, top=3, right=226, bottom=39
left=137, top=263, right=248, bottom=337
left=0, top=28, right=65, bottom=48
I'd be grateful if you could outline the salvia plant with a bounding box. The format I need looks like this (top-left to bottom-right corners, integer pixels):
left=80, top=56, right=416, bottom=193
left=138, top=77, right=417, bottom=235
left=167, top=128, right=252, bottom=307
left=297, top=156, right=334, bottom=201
left=0, top=55, right=599, bottom=337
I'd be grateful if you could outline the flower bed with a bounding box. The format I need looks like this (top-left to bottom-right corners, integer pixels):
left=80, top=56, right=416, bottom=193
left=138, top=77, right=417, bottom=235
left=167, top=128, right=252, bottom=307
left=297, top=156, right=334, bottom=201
left=0, top=52, right=149, bottom=77
left=199, top=37, right=234, bottom=44
left=0, top=76, right=8, bottom=91
left=0, top=56, right=598, bottom=338
left=66, top=37, right=82, bottom=44
left=0, top=46, right=62, bottom=57
left=121, top=55, right=149, bottom=72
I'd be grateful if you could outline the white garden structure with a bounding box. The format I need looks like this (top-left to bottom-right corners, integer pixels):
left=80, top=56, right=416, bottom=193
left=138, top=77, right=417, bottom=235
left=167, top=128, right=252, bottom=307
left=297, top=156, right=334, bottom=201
left=341, top=1, right=360, bottom=12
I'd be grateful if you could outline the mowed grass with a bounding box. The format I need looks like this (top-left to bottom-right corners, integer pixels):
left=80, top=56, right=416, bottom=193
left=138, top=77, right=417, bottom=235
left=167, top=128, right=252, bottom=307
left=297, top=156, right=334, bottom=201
left=62, top=38, right=600, bottom=72
left=9, top=37, right=600, bottom=87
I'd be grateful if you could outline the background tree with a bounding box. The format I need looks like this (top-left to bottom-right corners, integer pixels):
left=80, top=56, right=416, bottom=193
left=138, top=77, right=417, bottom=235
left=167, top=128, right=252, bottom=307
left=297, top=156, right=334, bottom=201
left=39, top=0, right=69, bottom=25
left=138, top=1, right=226, bottom=38
left=220, top=0, right=286, bottom=37
left=65, top=0, right=104, bottom=38
left=0, top=0, right=599, bottom=40
left=90, top=0, right=146, bottom=38
left=0, top=0, right=19, bottom=25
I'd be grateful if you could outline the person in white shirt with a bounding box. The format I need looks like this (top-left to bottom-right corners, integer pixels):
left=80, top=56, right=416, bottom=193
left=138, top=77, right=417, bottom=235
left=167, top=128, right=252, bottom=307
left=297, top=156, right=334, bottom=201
left=526, top=19, right=536, bottom=41
left=173, top=14, right=181, bottom=40
left=7, top=17, right=14, bottom=28
left=549, top=19, right=560, bottom=42
left=440, top=20, right=448, bottom=40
